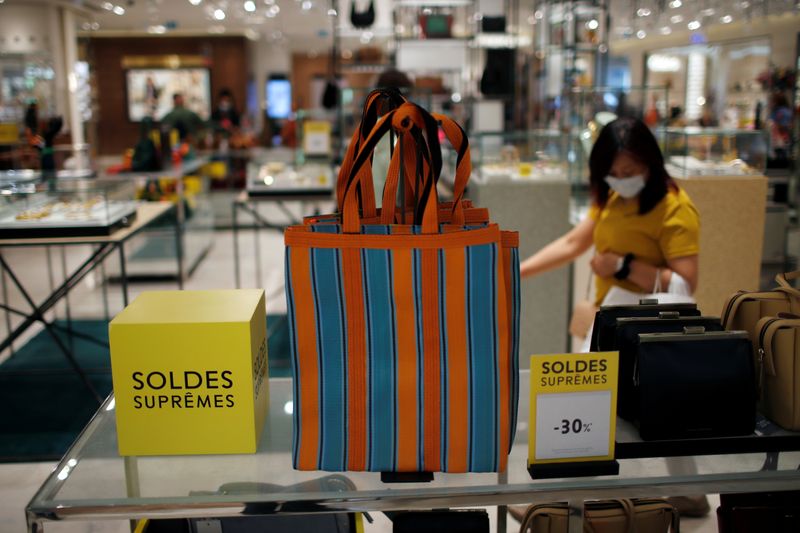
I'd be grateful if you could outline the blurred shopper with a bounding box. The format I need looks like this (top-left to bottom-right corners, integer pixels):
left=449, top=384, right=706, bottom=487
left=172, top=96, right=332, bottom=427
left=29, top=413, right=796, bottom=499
left=768, top=92, right=793, bottom=165
left=211, top=88, right=241, bottom=136
left=160, top=92, right=204, bottom=141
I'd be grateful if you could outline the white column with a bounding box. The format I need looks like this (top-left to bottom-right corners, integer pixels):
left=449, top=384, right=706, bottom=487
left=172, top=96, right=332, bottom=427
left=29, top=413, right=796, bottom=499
left=60, top=8, right=84, bottom=148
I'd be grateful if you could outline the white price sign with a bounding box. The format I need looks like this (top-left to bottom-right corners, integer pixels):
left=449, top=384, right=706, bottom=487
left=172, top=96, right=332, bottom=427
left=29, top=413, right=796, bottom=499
left=534, top=390, right=611, bottom=460
left=529, top=353, right=618, bottom=466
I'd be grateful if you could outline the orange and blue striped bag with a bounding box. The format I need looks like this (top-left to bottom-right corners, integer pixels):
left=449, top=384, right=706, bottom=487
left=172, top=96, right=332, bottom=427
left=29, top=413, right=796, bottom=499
left=285, top=103, right=519, bottom=472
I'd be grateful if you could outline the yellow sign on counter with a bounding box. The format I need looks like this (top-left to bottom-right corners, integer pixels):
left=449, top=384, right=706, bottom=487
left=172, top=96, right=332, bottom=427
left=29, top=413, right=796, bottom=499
left=110, top=290, right=268, bottom=456
left=529, top=352, right=618, bottom=466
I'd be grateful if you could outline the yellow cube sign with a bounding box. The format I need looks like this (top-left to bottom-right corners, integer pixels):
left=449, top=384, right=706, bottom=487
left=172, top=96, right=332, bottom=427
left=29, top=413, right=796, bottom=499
left=109, top=290, right=268, bottom=456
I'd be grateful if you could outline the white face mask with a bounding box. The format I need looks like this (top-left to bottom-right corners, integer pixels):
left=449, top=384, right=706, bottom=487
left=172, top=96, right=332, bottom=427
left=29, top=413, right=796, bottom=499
left=605, top=175, right=646, bottom=199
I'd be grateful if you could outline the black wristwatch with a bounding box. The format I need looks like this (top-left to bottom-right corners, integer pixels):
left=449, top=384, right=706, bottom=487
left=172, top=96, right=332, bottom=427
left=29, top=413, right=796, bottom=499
left=614, top=253, right=635, bottom=280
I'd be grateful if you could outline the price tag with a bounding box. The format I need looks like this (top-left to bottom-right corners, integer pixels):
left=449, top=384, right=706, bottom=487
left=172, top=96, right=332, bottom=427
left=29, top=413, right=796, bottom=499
left=529, top=352, right=618, bottom=466
left=303, top=121, right=331, bottom=156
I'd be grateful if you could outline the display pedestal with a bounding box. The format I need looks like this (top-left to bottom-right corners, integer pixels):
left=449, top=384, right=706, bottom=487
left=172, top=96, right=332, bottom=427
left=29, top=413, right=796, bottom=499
left=381, top=472, right=434, bottom=483
left=528, top=460, right=619, bottom=480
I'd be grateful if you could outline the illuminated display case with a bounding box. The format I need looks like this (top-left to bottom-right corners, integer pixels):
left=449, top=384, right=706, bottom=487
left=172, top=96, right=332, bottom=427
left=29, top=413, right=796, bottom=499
left=473, top=130, right=569, bottom=181
left=662, top=127, right=768, bottom=178
left=0, top=178, right=137, bottom=238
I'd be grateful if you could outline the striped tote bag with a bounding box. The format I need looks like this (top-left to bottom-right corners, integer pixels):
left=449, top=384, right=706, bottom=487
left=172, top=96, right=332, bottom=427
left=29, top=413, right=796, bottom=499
left=285, top=103, right=518, bottom=472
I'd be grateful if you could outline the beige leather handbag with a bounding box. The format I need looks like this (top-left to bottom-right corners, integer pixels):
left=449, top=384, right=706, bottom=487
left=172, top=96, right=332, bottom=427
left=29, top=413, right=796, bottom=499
left=722, top=270, right=800, bottom=377
left=519, top=499, right=679, bottom=533
left=755, top=313, right=800, bottom=431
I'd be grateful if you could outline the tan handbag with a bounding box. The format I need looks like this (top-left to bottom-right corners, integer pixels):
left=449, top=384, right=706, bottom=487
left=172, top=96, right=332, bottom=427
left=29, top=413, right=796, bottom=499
left=721, top=270, right=800, bottom=377
left=519, top=499, right=679, bottom=533
left=755, top=313, right=800, bottom=430
left=569, top=274, right=597, bottom=339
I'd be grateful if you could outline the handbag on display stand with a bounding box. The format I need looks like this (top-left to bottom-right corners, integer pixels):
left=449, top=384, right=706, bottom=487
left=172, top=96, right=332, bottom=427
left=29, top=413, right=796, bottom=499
left=284, top=98, right=520, bottom=473
left=754, top=313, right=800, bottom=430
left=635, top=328, right=756, bottom=440
left=518, top=499, right=679, bottom=533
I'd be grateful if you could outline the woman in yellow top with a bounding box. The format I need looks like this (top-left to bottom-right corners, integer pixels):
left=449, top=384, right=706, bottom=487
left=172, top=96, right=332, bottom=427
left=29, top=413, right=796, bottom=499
left=521, top=117, right=699, bottom=305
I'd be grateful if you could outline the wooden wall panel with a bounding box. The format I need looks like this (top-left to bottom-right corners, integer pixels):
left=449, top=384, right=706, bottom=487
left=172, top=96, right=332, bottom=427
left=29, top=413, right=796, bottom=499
left=88, top=36, right=248, bottom=155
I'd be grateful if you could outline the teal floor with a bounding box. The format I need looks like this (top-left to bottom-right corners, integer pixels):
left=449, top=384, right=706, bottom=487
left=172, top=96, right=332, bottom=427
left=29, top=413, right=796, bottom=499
left=0, top=315, right=290, bottom=462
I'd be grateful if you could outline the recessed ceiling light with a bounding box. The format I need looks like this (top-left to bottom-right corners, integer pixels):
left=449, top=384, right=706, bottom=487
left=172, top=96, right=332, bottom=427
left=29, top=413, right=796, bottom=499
left=269, top=5, right=280, bottom=14
left=687, top=20, right=701, bottom=30
left=720, top=15, right=733, bottom=23
left=670, top=14, right=683, bottom=23
left=659, top=26, right=672, bottom=35
left=189, top=0, right=202, bottom=5
left=112, top=5, right=125, bottom=15
left=244, top=0, right=256, bottom=12
left=102, top=2, right=113, bottom=10
left=636, top=30, right=647, bottom=39
left=636, top=8, right=651, bottom=17
left=148, top=25, right=167, bottom=34
left=701, top=8, right=715, bottom=16
left=213, top=8, right=226, bottom=20
left=669, top=0, right=682, bottom=7
left=327, top=8, right=337, bottom=16
left=302, top=1, right=313, bottom=10
left=586, top=19, right=599, bottom=30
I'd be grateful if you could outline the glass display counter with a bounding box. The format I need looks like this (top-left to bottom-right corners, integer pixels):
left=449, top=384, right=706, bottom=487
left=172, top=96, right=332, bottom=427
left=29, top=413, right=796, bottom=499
left=0, top=178, right=137, bottom=238
left=473, top=130, right=569, bottom=182
left=26, top=370, right=800, bottom=532
left=662, top=127, right=768, bottom=178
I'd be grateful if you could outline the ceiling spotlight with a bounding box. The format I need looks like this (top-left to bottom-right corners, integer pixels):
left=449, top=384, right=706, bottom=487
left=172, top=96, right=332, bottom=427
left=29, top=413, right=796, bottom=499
left=113, top=5, right=125, bottom=15
left=701, top=8, right=715, bottom=16
left=91, top=21, right=100, bottom=30
left=586, top=19, right=599, bottom=30
left=659, top=26, right=672, bottom=34
left=534, top=10, right=543, bottom=19
left=302, top=1, right=313, bottom=10
left=244, top=0, right=256, bottom=12
left=669, top=0, right=682, bottom=7
left=327, top=8, right=337, bottom=16
left=687, top=20, right=701, bottom=30
left=598, top=44, right=608, bottom=53
left=102, top=2, right=113, bottom=10
left=720, top=14, right=733, bottom=23
left=213, top=8, right=226, bottom=20
left=670, top=14, right=683, bottom=23
left=148, top=25, right=167, bottom=34
left=189, top=0, right=202, bottom=5
left=636, top=8, right=651, bottom=17
left=636, top=29, right=647, bottom=39
left=264, top=0, right=275, bottom=4
left=270, top=5, right=280, bottom=14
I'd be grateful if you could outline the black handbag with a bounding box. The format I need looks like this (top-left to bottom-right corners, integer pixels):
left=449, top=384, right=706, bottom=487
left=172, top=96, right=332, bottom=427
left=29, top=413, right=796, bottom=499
left=635, top=328, right=756, bottom=440
left=350, top=0, right=375, bottom=28
left=590, top=299, right=700, bottom=352
left=717, top=491, right=800, bottom=533
left=614, top=314, right=724, bottom=421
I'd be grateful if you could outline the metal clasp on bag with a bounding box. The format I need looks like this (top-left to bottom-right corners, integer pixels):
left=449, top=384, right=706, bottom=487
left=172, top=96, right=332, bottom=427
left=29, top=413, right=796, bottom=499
left=658, top=311, right=680, bottom=319
left=683, top=326, right=706, bottom=335
left=639, top=298, right=659, bottom=305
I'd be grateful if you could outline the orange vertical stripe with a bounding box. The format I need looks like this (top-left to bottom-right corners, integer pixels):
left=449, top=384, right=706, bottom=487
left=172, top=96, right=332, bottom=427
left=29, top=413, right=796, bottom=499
left=342, top=248, right=367, bottom=471
left=289, top=247, right=320, bottom=470
left=444, top=248, right=469, bottom=472
left=496, top=246, right=511, bottom=471
left=393, top=249, right=418, bottom=471
left=421, top=249, right=441, bottom=471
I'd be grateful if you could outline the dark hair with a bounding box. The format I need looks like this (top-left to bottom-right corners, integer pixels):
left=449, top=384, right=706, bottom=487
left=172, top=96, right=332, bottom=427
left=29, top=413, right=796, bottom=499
left=589, top=117, right=676, bottom=215
left=376, top=68, right=413, bottom=90
left=219, top=88, right=233, bottom=99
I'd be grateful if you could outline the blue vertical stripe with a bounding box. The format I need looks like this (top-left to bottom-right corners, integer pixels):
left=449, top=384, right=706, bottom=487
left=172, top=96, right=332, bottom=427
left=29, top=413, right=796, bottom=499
left=311, top=247, right=347, bottom=471
left=509, top=247, right=521, bottom=450
left=285, top=248, right=300, bottom=468
left=467, top=243, right=498, bottom=471
left=413, top=248, right=424, bottom=471
left=438, top=248, right=448, bottom=471
left=490, top=244, right=500, bottom=472
left=362, top=226, right=396, bottom=471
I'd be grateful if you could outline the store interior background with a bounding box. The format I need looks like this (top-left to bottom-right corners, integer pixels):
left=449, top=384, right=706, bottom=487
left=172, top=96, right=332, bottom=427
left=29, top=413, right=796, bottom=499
left=0, top=0, right=799, bottom=531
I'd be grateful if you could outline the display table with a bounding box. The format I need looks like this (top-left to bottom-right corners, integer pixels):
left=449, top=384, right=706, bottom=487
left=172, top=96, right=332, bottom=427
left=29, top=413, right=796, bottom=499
left=26, top=369, right=800, bottom=533
left=0, top=202, right=178, bottom=403
left=104, top=158, right=214, bottom=281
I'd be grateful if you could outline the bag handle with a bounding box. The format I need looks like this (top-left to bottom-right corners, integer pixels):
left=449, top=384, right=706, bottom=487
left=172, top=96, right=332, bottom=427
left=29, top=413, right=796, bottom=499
left=775, top=270, right=800, bottom=297
left=379, top=112, right=472, bottom=226
left=336, top=88, right=408, bottom=217
left=722, top=289, right=799, bottom=330
left=342, top=103, right=440, bottom=234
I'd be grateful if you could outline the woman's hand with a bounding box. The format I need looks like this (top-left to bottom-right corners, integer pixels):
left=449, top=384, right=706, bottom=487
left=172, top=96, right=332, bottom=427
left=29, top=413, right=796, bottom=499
left=590, top=252, right=622, bottom=278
